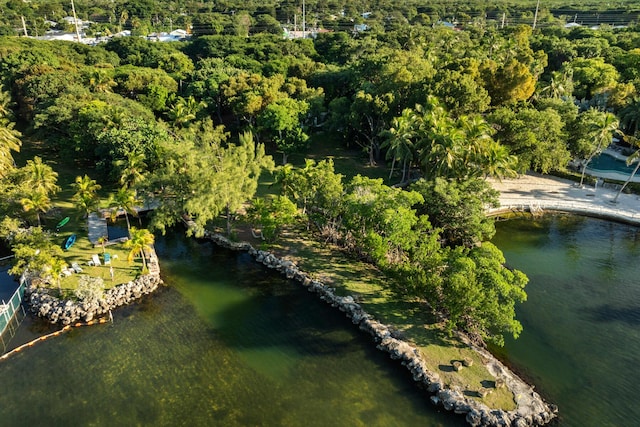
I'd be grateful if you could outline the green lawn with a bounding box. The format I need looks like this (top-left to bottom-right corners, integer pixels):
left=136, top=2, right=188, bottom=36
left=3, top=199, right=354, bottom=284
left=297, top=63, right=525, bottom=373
left=15, top=138, right=143, bottom=296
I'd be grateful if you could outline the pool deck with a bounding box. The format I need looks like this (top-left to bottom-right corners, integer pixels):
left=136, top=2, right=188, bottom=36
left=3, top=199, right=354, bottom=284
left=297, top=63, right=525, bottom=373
left=487, top=172, right=640, bottom=226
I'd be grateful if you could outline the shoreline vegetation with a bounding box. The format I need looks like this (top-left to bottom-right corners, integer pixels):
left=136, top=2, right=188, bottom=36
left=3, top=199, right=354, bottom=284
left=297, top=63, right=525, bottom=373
left=3, top=3, right=640, bottom=424
left=190, top=227, right=558, bottom=427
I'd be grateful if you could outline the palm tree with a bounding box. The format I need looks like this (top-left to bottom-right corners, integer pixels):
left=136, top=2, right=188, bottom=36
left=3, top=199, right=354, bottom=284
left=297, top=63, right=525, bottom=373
left=48, top=257, right=67, bottom=295
left=613, top=134, right=640, bottom=203
left=22, top=156, right=60, bottom=197
left=579, top=111, right=619, bottom=187
left=86, top=69, right=116, bottom=93
left=381, top=108, right=416, bottom=183
left=20, top=190, right=51, bottom=226
left=113, top=151, right=147, bottom=189
left=479, top=140, right=519, bottom=180
left=108, top=187, right=141, bottom=234
left=619, top=97, right=640, bottom=136
left=272, top=163, right=296, bottom=198
left=124, top=227, right=155, bottom=271
left=71, top=174, right=102, bottom=218
left=0, top=91, right=21, bottom=178
left=97, top=235, right=108, bottom=253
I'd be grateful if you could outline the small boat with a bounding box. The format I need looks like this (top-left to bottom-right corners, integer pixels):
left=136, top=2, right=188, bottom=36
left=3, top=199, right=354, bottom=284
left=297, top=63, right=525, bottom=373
left=56, top=216, right=70, bottom=231
left=63, top=234, right=76, bottom=250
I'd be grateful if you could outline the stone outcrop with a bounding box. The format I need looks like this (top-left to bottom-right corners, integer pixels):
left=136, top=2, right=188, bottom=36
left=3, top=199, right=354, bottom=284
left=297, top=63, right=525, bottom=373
left=202, top=230, right=557, bottom=427
left=24, top=256, right=162, bottom=325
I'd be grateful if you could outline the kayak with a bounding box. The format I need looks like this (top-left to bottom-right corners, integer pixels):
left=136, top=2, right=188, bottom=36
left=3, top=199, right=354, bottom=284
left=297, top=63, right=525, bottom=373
left=63, top=234, right=76, bottom=250
left=56, top=216, right=70, bottom=229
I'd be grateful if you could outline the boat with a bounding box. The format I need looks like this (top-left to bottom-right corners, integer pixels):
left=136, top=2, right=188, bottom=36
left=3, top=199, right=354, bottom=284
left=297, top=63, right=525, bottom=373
left=63, top=234, right=76, bottom=250
left=56, top=216, right=70, bottom=230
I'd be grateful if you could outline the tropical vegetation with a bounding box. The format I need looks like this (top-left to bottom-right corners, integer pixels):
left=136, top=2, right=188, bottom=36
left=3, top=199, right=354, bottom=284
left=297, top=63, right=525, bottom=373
left=2, top=0, right=640, bottom=349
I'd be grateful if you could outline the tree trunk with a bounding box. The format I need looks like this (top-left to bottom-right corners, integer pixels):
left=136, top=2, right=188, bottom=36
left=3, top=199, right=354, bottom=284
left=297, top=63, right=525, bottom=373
left=124, top=212, right=131, bottom=236
left=579, top=151, right=598, bottom=186
left=226, top=203, right=232, bottom=236
left=613, top=161, right=640, bottom=203
left=401, top=158, right=408, bottom=184
left=388, top=157, right=396, bottom=180
left=282, top=151, right=288, bottom=165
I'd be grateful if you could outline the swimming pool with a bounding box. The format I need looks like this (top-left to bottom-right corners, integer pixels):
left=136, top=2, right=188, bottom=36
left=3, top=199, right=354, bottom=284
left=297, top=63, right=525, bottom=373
left=585, top=151, right=640, bottom=182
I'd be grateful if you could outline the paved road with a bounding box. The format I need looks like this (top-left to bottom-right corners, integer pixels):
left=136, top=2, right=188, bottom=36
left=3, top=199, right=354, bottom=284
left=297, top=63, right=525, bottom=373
left=488, top=172, right=640, bottom=226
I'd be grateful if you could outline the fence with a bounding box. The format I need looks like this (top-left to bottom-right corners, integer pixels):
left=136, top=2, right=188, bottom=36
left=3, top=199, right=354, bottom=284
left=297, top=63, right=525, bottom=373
left=0, top=280, right=26, bottom=353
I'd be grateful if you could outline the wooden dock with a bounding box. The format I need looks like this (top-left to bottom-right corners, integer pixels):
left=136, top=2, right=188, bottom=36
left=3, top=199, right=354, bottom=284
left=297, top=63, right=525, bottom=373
left=87, top=213, right=109, bottom=245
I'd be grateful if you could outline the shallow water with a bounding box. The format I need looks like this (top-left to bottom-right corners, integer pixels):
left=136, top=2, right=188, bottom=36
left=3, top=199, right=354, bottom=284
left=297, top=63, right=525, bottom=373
left=493, top=215, right=640, bottom=427
left=0, top=231, right=462, bottom=427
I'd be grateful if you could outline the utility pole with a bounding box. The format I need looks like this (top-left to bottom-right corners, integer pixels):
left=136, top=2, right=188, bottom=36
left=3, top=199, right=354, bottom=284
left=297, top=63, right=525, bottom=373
left=21, top=16, right=28, bottom=37
left=532, top=0, right=540, bottom=30
left=302, top=0, right=306, bottom=38
left=70, top=0, right=82, bottom=42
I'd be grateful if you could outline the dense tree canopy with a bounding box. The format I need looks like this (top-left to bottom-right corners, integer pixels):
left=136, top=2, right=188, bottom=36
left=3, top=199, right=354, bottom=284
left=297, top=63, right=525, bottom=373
left=5, top=5, right=640, bottom=346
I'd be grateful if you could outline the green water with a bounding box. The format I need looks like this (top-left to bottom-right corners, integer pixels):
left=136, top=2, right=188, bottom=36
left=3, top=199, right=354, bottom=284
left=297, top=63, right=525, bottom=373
left=493, top=215, right=640, bottom=427
left=0, top=232, right=462, bottom=426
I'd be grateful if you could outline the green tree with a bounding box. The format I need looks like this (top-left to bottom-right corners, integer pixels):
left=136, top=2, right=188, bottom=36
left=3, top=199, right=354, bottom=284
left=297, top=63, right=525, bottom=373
left=247, top=195, right=298, bottom=242
left=108, top=187, right=141, bottom=234
left=258, top=97, right=309, bottom=164
left=489, top=106, right=570, bottom=173
left=566, top=57, right=619, bottom=100
left=342, top=175, right=424, bottom=265
left=146, top=129, right=273, bottom=237
left=440, top=243, right=528, bottom=346
left=7, top=226, right=64, bottom=278
left=481, top=58, right=537, bottom=106
left=48, top=256, right=67, bottom=295
left=113, top=151, right=147, bottom=189
left=380, top=108, right=416, bottom=183
left=124, top=226, right=154, bottom=271
left=18, top=156, right=60, bottom=197
left=0, top=91, right=21, bottom=177
left=71, top=174, right=102, bottom=218
left=574, top=109, right=619, bottom=186
left=411, top=177, right=499, bottom=248
left=20, top=190, right=51, bottom=227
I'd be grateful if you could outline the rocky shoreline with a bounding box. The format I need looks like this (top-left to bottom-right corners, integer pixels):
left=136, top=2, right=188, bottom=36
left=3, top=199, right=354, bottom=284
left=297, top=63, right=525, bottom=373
left=202, top=231, right=557, bottom=427
left=24, top=257, right=162, bottom=325
left=22, top=231, right=556, bottom=426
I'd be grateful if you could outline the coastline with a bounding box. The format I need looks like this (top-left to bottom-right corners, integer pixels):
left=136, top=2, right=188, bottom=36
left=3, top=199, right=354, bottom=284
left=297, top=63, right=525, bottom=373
left=201, top=230, right=557, bottom=427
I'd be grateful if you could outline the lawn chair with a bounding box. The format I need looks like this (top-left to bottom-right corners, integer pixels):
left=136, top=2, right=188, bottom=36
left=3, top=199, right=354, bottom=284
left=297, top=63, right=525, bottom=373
left=92, top=254, right=101, bottom=266
left=71, top=262, right=83, bottom=273
left=104, top=253, right=111, bottom=265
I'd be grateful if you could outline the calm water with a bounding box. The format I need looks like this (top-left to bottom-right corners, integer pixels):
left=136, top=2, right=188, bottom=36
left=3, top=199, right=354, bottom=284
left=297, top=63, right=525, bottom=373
left=0, top=231, right=462, bottom=427
left=493, top=215, right=640, bottom=427
left=588, top=153, right=636, bottom=174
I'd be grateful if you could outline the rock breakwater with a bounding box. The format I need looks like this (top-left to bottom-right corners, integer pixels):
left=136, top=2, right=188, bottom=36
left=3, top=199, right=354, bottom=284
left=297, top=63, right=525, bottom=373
left=25, top=260, right=162, bottom=325
left=204, top=231, right=557, bottom=427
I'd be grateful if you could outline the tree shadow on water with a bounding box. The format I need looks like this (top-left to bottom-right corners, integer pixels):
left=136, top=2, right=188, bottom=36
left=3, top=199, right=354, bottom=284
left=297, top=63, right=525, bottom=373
left=582, top=304, right=640, bottom=325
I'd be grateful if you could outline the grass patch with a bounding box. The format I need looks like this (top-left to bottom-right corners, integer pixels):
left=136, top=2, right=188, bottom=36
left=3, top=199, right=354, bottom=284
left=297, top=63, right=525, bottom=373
left=14, top=137, right=143, bottom=295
